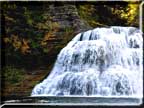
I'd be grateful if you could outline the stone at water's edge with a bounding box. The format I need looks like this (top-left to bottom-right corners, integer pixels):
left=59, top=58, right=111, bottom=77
left=31, top=27, right=143, bottom=102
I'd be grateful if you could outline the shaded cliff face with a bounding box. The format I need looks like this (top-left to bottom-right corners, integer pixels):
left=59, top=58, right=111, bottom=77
left=46, top=4, right=91, bottom=33
left=2, top=2, right=92, bottom=69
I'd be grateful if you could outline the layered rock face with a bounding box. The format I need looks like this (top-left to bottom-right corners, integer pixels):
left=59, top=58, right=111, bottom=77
left=46, top=4, right=91, bottom=33
left=39, top=4, right=92, bottom=65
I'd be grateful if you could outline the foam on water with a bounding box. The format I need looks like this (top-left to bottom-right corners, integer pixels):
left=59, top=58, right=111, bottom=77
left=31, top=27, right=143, bottom=97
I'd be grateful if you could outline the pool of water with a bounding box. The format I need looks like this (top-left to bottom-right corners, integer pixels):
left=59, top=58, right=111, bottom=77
left=4, top=96, right=143, bottom=106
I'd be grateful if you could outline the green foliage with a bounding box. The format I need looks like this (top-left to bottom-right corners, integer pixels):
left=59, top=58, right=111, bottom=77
left=77, top=2, right=139, bottom=27
left=111, top=3, right=139, bottom=26
left=77, top=5, right=99, bottom=27
left=63, top=27, right=74, bottom=43
left=43, top=48, right=49, bottom=53
left=2, top=66, right=25, bottom=84
left=23, top=7, right=33, bottom=26
left=77, top=4, right=111, bottom=27
left=30, top=39, right=40, bottom=49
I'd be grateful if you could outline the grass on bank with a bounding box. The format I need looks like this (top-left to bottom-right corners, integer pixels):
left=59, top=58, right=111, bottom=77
left=2, top=65, right=52, bottom=97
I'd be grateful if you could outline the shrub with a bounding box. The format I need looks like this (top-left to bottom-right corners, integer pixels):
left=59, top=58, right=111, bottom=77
left=2, top=66, right=25, bottom=84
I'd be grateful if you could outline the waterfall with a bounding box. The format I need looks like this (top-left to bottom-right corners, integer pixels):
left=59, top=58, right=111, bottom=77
left=31, top=27, right=143, bottom=97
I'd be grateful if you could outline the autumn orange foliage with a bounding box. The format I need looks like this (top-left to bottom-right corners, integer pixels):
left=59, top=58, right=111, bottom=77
left=4, top=35, right=31, bottom=54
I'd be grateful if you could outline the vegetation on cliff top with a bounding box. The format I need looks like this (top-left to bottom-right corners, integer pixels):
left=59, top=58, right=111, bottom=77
left=77, top=2, right=139, bottom=27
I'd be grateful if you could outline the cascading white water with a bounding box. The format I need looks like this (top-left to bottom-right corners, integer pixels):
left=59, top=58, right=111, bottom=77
left=31, top=27, right=143, bottom=97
